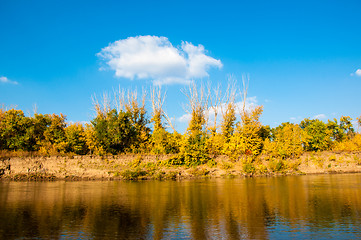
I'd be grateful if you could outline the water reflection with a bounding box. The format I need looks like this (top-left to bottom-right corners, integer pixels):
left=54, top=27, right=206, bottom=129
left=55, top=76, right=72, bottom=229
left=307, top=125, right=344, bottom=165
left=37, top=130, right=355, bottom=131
left=1, top=174, right=361, bottom=239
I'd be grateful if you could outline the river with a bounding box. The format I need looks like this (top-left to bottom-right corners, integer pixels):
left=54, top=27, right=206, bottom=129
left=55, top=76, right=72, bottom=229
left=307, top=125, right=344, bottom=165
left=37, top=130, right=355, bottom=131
left=1, top=173, right=361, bottom=239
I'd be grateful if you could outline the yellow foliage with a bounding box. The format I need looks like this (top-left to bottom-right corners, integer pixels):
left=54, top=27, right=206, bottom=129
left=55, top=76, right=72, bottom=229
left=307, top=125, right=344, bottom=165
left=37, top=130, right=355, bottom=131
left=37, top=113, right=67, bottom=154
left=224, top=106, right=264, bottom=160
left=65, top=123, right=88, bottom=154
left=205, top=131, right=225, bottom=155
left=186, top=105, right=206, bottom=137
left=220, top=103, right=236, bottom=139
left=333, top=134, right=361, bottom=151
left=264, top=123, right=304, bottom=159
left=84, top=124, right=106, bottom=155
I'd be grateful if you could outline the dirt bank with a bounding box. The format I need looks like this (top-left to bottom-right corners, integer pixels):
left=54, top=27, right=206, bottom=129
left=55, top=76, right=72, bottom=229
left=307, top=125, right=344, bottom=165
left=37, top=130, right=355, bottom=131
left=1, top=151, right=361, bottom=181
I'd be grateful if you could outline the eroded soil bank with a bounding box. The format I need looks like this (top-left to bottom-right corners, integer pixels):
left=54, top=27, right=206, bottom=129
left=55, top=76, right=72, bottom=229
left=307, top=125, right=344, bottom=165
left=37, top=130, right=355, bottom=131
left=1, top=151, right=361, bottom=181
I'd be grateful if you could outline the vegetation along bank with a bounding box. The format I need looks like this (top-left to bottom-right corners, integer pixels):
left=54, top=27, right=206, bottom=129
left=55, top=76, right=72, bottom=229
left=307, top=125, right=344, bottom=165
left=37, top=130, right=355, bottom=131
left=1, top=83, right=360, bottom=180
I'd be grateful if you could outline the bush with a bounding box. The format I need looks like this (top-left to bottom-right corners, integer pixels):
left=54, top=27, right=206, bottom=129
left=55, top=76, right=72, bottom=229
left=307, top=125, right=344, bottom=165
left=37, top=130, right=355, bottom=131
left=264, top=123, right=304, bottom=159
left=256, top=164, right=268, bottom=174
left=243, top=161, right=256, bottom=174
left=268, top=158, right=284, bottom=172
left=189, top=167, right=210, bottom=177
left=177, top=134, right=210, bottom=167
left=220, top=161, right=234, bottom=170
left=128, top=155, right=143, bottom=168
left=333, top=134, right=361, bottom=152
left=329, top=155, right=337, bottom=161
left=121, top=168, right=147, bottom=180
left=287, top=160, right=301, bottom=171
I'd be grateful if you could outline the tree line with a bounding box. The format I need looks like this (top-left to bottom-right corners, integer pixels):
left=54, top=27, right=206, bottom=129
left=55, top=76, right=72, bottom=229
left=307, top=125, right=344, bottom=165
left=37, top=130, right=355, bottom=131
left=1, top=82, right=360, bottom=166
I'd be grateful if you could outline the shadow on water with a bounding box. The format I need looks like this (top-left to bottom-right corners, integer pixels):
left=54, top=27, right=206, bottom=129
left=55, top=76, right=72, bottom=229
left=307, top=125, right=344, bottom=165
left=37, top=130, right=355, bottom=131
left=1, top=174, right=361, bottom=239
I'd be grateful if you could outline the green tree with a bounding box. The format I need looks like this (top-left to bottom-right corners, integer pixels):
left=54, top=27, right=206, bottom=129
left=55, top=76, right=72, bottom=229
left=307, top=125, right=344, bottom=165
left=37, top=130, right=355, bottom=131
left=178, top=104, right=209, bottom=166
left=327, top=118, right=344, bottom=142
left=300, top=118, right=332, bottom=151
left=0, top=109, right=32, bottom=150
left=92, top=109, right=135, bottom=154
left=24, top=114, right=52, bottom=151
left=149, top=87, right=173, bottom=154
left=259, top=125, right=271, bottom=141
left=339, top=116, right=354, bottom=138
left=124, top=92, right=151, bottom=153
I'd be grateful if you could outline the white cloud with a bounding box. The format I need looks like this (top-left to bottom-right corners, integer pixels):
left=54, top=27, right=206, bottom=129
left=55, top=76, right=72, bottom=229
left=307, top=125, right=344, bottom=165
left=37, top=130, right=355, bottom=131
left=289, top=116, right=302, bottom=123
left=68, top=120, right=91, bottom=126
left=313, top=114, right=326, bottom=120
left=0, top=76, right=18, bottom=85
left=98, top=36, right=222, bottom=85
left=355, top=69, right=361, bottom=77
left=178, top=113, right=192, bottom=123
left=351, top=120, right=359, bottom=128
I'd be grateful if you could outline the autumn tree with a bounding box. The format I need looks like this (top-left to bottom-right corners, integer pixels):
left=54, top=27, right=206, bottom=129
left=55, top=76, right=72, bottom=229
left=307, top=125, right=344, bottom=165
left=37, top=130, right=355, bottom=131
left=84, top=123, right=105, bottom=155
left=149, top=87, right=179, bottom=154
left=123, top=89, right=151, bottom=153
left=39, top=113, right=67, bottom=154
left=65, top=123, right=88, bottom=155
left=332, top=116, right=359, bottom=151
left=177, top=82, right=210, bottom=166
left=220, top=103, right=237, bottom=140
left=205, top=79, right=237, bottom=155
left=225, top=106, right=264, bottom=160
left=264, top=123, right=304, bottom=159
left=224, top=76, right=264, bottom=160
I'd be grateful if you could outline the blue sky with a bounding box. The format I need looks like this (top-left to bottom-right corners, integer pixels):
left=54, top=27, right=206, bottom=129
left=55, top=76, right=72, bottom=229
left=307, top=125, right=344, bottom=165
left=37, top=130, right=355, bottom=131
left=1, top=0, right=360, bottom=132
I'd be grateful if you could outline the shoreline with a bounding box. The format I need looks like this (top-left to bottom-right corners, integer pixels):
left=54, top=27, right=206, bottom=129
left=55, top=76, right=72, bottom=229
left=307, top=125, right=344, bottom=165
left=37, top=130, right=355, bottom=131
left=1, top=151, right=361, bottom=181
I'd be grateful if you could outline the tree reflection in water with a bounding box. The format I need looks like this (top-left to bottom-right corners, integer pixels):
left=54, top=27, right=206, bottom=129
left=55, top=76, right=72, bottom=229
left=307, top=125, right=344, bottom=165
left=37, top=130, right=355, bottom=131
left=1, top=174, right=361, bottom=239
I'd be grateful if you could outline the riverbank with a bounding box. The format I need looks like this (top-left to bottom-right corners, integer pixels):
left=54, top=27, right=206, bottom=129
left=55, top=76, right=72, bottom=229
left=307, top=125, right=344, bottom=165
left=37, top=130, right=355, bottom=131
left=1, top=151, right=361, bottom=181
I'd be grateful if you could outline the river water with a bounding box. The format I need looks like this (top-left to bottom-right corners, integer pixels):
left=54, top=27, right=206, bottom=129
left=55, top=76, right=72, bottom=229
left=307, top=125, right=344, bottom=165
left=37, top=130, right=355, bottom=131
left=1, top=173, right=361, bottom=239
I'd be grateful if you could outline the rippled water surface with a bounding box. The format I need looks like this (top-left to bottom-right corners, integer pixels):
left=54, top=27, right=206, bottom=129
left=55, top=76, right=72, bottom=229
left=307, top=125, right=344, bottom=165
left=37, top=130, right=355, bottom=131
left=1, top=173, right=361, bottom=239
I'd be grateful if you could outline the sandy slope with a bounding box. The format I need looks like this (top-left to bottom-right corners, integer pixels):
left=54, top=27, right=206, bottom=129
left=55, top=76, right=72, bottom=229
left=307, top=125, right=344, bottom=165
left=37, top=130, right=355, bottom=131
left=1, top=152, right=361, bottom=180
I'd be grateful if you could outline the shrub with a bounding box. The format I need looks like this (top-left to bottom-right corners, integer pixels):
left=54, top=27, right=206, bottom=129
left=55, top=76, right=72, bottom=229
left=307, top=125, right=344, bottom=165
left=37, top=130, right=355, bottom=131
left=264, top=123, right=304, bottom=159
left=243, top=161, right=256, bottom=174
left=256, top=164, right=268, bottom=174
left=189, top=167, right=210, bottom=177
left=287, top=160, right=301, bottom=171
left=333, top=134, right=361, bottom=152
left=128, top=155, right=143, bottom=168
left=329, top=155, right=336, bottom=161
left=268, top=158, right=284, bottom=172
left=224, top=107, right=264, bottom=160
left=221, top=161, right=234, bottom=170
left=121, top=168, right=147, bottom=180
